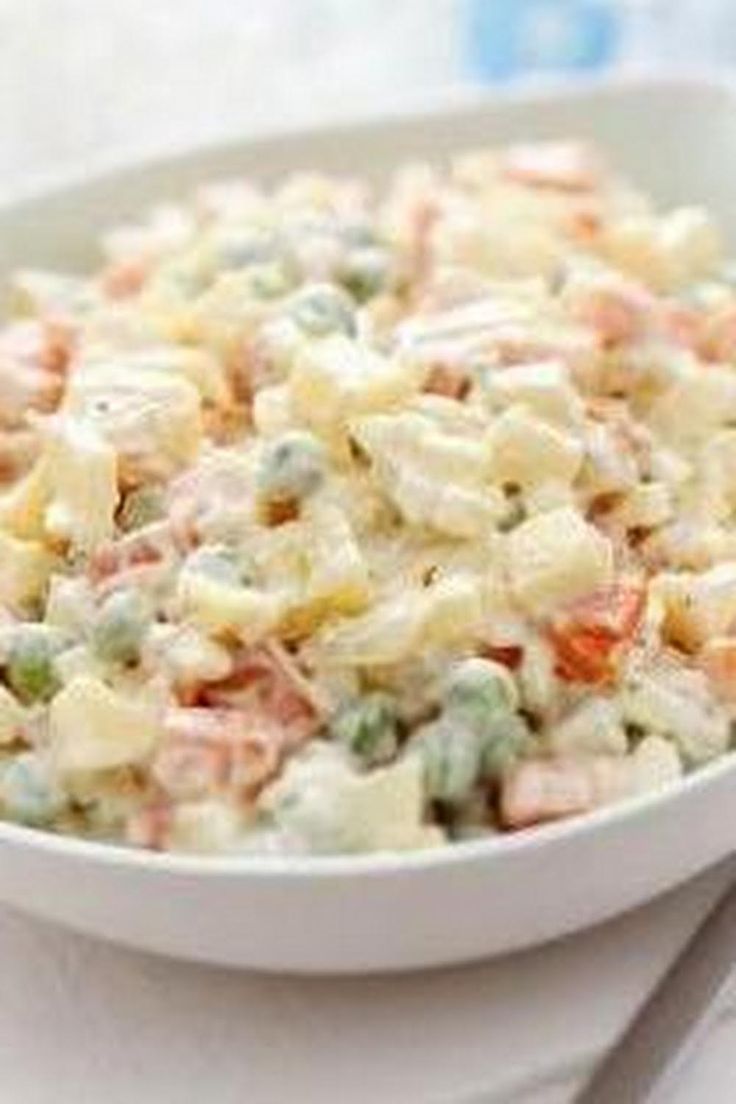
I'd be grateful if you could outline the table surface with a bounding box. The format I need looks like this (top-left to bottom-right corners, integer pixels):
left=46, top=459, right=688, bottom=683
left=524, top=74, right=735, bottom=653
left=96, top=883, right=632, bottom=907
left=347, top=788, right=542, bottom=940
left=0, top=862, right=732, bottom=1104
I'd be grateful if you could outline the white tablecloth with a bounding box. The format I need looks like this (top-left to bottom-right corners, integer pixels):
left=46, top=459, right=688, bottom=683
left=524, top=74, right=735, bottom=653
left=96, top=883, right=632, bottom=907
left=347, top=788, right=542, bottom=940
left=0, top=863, right=732, bottom=1104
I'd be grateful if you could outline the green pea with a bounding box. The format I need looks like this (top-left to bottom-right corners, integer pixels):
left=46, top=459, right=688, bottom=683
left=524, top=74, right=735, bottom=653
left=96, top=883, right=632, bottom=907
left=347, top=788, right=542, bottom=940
left=480, top=712, right=530, bottom=780
left=184, top=544, right=251, bottom=587
left=0, top=753, right=64, bottom=827
left=339, top=247, right=391, bottom=303
left=331, top=693, right=399, bottom=767
left=6, top=626, right=62, bottom=704
left=339, top=219, right=380, bottom=249
left=117, top=485, right=164, bottom=533
left=216, top=229, right=279, bottom=270
left=288, top=283, right=357, bottom=337
left=257, top=430, right=326, bottom=504
left=91, top=590, right=150, bottom=666
left=445, top=657, right=517, bottom=736
left=248, top=262, right=294, bottom=300
left=411, top=718, right=481, bottom=805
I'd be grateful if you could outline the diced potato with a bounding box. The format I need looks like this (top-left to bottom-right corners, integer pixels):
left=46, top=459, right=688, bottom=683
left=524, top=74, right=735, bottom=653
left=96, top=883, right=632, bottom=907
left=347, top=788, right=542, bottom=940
left=483, top=360, right=584, bottom=428
left=649, top=366, right=736, bottom=453
left=43, top=418, right=119, bottom=553
left=506, top=507, right=613, bottom=616
left=0, top=530, right=53, bottom=610
left=658, top=208, right=722, bottom=286
left=289, top=336, right=418, bottom=440
left=486, top=404, right=583, bottom=489
left=44, top=575, right=96, bottom=636
left=622, top=659, right=729, bottom=764
left=109, top=346, right=230, bottom=406
left=352, top=411, right=504, bottom=538
left=252, top=384, right=295, bottom=437
left=659, top=563, right=736, bottom=651
left=167, top=800, right=242, bottom=853
left=547, top=697, right=627, bottom=757
left=603, top=207, right=721, bottom=291
left=176, top=571, right=283, bottom=643
left=65, top=359, right=202, bottom=480
left=315, top=575, right=484, bottom=667
left=301, top=501, right=371, bottom=618
left=261, top=744, right=442, bottom=853
left=50, top=675, right=162, bottom=773
left=0, top=453, right=53, bottom=540
left=141, top=624, right=233, bottom=689
left=610, top=481, right=674, bottom=531
left=629, top=735, right=682, bottom=795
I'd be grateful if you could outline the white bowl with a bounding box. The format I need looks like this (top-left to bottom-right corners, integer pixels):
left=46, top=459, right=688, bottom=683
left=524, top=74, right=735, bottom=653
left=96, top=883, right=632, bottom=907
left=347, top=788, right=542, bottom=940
left=1, top=74, right=735, bottom=973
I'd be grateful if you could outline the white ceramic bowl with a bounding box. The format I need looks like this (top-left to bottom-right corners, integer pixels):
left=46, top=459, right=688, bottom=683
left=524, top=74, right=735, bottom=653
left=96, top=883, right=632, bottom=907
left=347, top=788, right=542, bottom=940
left=1, top=74, right=735, bottom=973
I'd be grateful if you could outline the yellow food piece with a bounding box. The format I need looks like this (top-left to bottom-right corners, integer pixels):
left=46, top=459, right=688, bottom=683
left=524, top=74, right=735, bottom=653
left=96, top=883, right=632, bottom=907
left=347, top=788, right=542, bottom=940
left=50, top=676, right=162, bottom=774
left=506, top=506, right=613, bottom=616
left=0, top=530, right=53, bottom=610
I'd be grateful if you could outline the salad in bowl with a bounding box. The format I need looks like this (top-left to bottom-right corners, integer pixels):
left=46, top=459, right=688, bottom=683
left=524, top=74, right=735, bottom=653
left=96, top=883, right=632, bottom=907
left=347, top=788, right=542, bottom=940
left=0, top=137, right=734, bottom=859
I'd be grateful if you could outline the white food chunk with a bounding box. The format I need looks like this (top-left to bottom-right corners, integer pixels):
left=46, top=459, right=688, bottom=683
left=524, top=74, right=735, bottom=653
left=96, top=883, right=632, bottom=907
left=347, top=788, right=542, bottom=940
left=483, top=360, right=584, bottom=428
left=51, top=675, right=162, bottom=773
left=43, top=418, right=119, bottom=552
left=315, top=575, right=484, bottom=667
left=486, top=404, right=583, bottom=489
left=547, top=697, right=627, bottom=757
left=289, top=336, right=417, bottom=440
left=622, top=659, right=729, bottom=765
left=0, top=531, right=52, bottom=610
left=352, top=411, right=503, bottom=538
left=506, top=507, right=613, bottom=616
left=261, top=744, right=441, bottom=853
left=658, top=563, right=736, bottom=651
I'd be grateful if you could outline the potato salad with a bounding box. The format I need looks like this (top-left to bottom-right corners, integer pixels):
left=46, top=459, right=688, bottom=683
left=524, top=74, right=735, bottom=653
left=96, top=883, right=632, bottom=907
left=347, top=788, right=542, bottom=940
left=0, top=140, right=734, bottom=855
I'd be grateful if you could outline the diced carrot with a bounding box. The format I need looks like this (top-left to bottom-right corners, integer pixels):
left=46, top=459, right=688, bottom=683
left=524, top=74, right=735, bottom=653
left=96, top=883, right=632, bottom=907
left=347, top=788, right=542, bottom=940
left=200, top=643, right=323, bottom=748
left=100, top=257, right=149, bottom=299
left=546, top=582, right=646, bottom=684
left=153, top=706, right=280, bottom=801
left=566, top=202, right=603, bottom=242
left=40, top=319, right=76, bottom=374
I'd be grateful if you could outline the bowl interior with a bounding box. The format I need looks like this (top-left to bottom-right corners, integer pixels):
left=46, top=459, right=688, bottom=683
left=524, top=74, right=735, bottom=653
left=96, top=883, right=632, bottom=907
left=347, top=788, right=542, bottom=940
left=2, top=75, right=736, bottom=292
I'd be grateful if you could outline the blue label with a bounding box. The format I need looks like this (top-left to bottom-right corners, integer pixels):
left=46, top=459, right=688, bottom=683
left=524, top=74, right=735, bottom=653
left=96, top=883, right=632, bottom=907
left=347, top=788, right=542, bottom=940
left=467, top=0, right=620, bottom=82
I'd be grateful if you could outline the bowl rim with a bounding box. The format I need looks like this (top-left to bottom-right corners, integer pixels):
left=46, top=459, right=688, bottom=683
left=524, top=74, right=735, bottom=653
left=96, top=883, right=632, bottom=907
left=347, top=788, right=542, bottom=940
left=1, top=67, right=735, bottom=881
left=0, top=750, right=732, bottom=879
left=1, top=68, right=734, bottom=214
